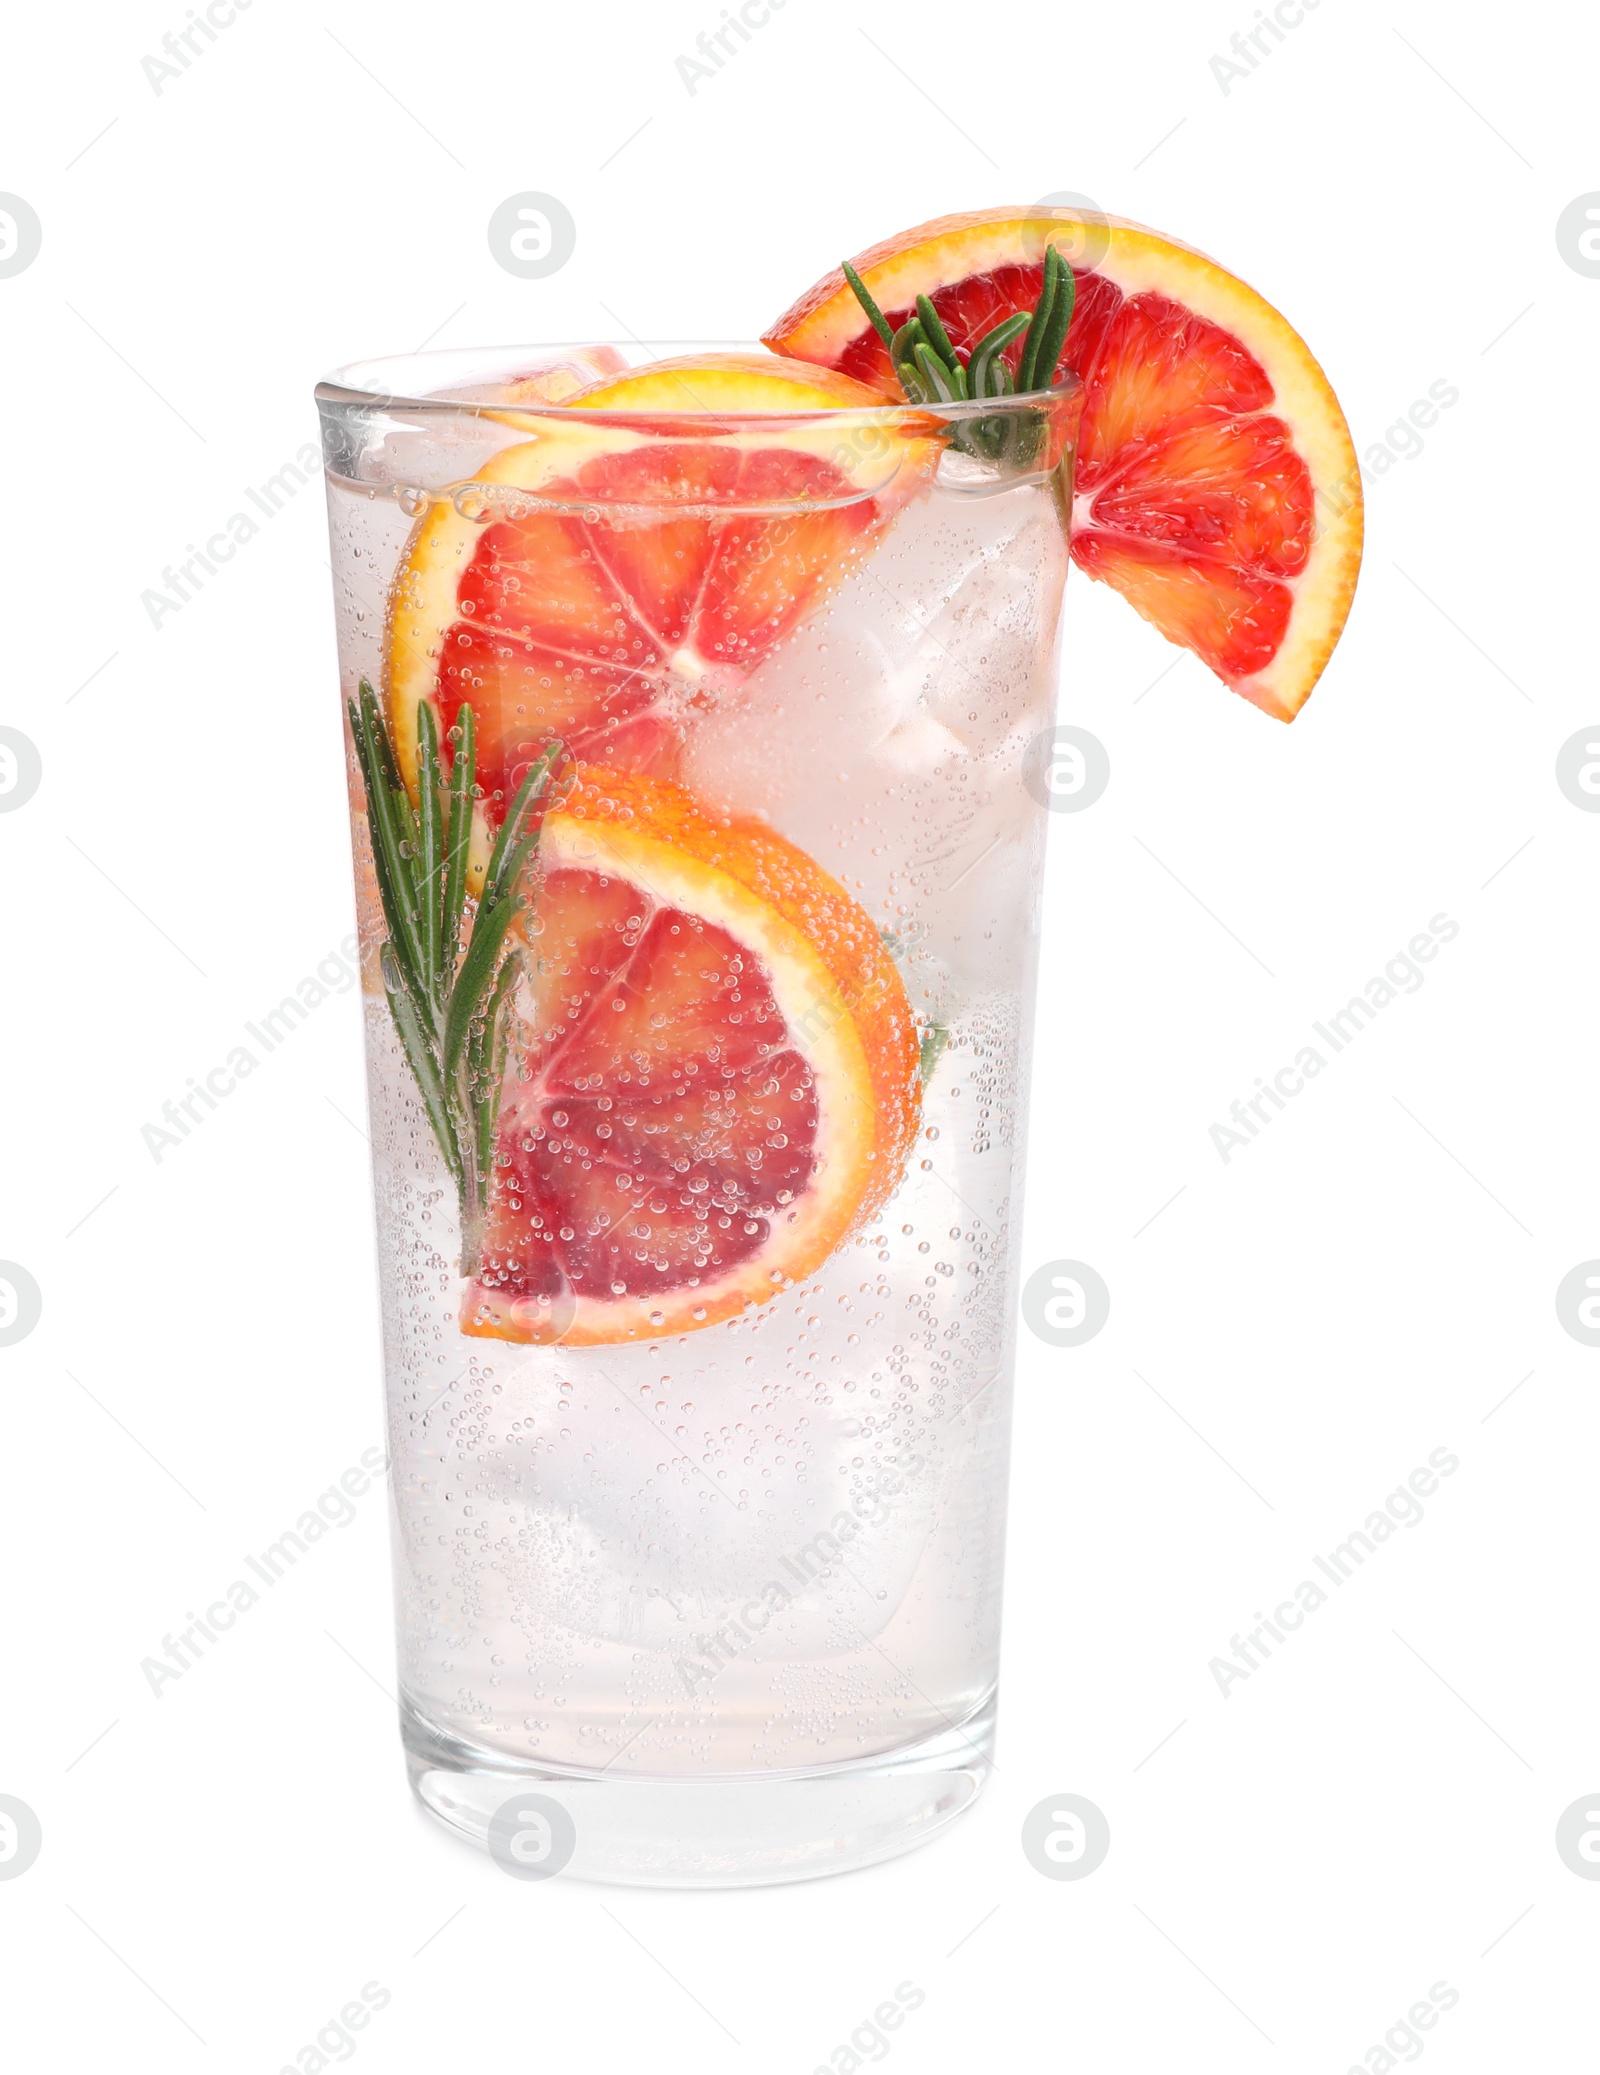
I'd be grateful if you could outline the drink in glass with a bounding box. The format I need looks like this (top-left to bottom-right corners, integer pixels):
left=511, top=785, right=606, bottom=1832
left=317, top=341, right=1081, bottom=1883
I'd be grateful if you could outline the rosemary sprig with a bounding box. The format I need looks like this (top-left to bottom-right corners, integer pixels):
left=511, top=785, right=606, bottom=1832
left=1016, top=244, right=1076, bottom=395
left=841, top=260, right=894, bottom=350
left=843, top=244, right=1078, bottom=465
left=348, top=681, right=562, bottom=1274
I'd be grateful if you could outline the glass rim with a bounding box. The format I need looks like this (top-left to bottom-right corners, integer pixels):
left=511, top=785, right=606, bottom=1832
left=314, top=339, right=1082, bottom=425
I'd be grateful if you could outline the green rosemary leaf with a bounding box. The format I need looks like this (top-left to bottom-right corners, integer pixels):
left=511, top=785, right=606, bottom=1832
left=889, top=323, right=931, bottom=402
left=382, top=944, right=461, bottom=1180
left=966, top=313, right=1030, bottom=401
left=1029, top=248, right=1076, bottom=394
left=913, top=294, right=960, bottom=376
left=362, top=679, right=405, bottom=796
left=348, top=700, right=396, bottom=930
left=913, top=340, right=965, bottom=404
left=841, top=260, right=895, bottom=351
left=888, top=315, right=926, bottom=379
left=1016, top=245, right=1062, bottom=395
left=392, top=780, right=421, bottom=890
left=350, top=694, right=427, bottom=1003
left=440, top=702, right=474, bottom=988
left=474, top=951, right=522, bottom=1178
left=360, top=683, right=421, bottom=896
left=452, top=739, right=559, bottom=1165
left=890, top=315, right=924, bottom=351
left=465, top=1009, right=489, bottom=1178
left=442, top=890, right=519, bottom=1081
left=481, top=745, right=560, bottom=916
left=918, top=1022, right=950, bottom=1083
left=416, top=701, right=443, bottom=1001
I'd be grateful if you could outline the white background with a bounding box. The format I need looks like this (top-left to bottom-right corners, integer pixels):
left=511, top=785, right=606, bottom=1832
left=2, top=0, right=1597, bottom=2068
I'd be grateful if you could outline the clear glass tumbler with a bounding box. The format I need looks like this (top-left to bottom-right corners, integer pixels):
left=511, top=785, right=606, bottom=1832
left=316, top=344, right=1081, bottom=1885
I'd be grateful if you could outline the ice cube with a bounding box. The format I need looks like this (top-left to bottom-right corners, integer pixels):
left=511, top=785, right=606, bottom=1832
left=681, top=480, right=1065, bottom=1006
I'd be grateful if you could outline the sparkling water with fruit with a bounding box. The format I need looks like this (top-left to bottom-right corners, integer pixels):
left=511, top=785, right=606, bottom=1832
left=318, top=205, right=1359, bottom=1885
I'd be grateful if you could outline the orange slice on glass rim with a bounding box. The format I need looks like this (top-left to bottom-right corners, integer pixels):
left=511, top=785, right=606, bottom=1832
left=462, top=765, right=922, bottom=1345
left=765, top=207, right=1362, bottom=719
left=387, top=353, right=933, bottom=865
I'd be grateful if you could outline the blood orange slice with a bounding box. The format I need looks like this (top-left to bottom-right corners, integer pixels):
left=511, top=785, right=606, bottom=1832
left=387, top=354, right=931, bottom=851
left=765, top=207, right=1361, bottom=719
left=463, top=765, right=922, bottom=1345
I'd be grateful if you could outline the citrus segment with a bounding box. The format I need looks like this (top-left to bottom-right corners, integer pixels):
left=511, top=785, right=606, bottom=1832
left=387, top=356, right=927, bottom=840
left=463, top=767, right=922, bottom=1345
left=764, top=207, right=1361, bottom=719
left=563, top=350, right=895, bottom=415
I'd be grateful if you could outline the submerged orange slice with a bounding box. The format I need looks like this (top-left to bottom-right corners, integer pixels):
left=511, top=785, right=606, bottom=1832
left=387, top=354, right=928, bottom=834
left=765, top=207, right=1362, bottom=719
left=463, top=766, right=922, bottom=1345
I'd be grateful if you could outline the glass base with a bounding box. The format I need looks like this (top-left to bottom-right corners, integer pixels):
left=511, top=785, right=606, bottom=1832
left=403, top=1695, right=995, bottom=1888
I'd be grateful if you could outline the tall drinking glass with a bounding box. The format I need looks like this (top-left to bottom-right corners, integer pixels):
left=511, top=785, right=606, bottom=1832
left=316, top=345, right=1081, bottom=1885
